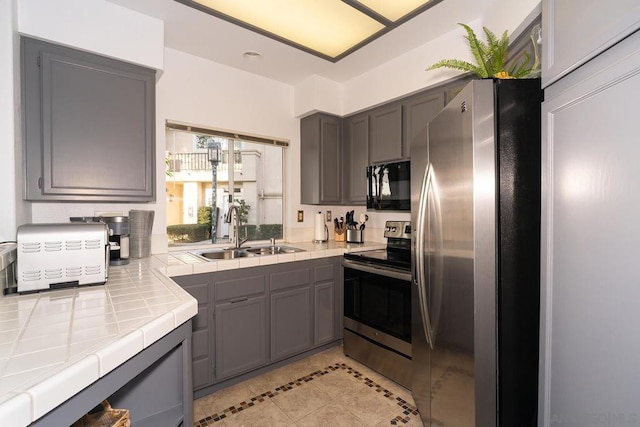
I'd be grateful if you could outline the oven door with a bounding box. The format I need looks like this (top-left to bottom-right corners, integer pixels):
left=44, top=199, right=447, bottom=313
left=343, top=259, right=412, bottom=356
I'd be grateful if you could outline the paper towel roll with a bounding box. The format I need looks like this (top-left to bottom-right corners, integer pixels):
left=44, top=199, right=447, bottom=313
left=314, top=212, right=327, bottom=242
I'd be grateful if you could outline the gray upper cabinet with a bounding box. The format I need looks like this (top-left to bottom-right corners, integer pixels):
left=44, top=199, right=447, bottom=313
left=342, top=113, right=369, bottom=205
left=21, top=36, right=155, bottom=202
left=443, top=77, right=474, bottom=105
left=300, top=113, right=342, bottom=205
left=542, top=0, right=640, bottom=88
left=402, top=90, right=444, bottom=159
left=369, top=102, right=403, bottom=163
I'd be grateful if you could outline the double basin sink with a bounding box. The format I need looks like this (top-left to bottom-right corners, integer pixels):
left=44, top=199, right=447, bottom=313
left=190, top=245, right=305, bottom=261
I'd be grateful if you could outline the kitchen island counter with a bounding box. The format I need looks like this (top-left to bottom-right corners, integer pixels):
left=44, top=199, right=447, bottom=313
left=0, top=260, right=197, bottom=427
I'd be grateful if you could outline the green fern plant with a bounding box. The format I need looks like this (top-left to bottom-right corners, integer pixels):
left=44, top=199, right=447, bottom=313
left=427, top=23, right=534, bottom=79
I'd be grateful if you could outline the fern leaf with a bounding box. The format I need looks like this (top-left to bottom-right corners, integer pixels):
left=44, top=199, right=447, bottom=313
left=426, top=59, right=484, bottom=76
left=509, top=52, right=533, bottom=78
left=483, top=27, right=498, bottom=48
left=486, top=29, right=509, bottom=75
left=458, top=23, right=490, bottom=77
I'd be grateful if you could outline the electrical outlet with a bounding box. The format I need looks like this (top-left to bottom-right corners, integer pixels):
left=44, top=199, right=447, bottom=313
left=297, top=210, right=304, bottom=222
left=326, top=211, right=332, bottom=222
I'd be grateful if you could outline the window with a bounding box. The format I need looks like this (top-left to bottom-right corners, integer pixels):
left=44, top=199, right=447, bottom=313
left=165, top=124, right=286, bottom=246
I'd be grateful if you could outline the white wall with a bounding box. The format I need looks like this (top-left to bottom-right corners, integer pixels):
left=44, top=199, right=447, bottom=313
left=5, top=0, right=542, bottom=247
left=18, top=0, right=166, bottom=251
left=17, top=0, right=164, bottom=70
left=293, top=0, right=541, bottom=117
left=0, top=0, right=30, bottom=242
left=294, top=75, right=343, bottom=118
left=156, top=48, right=302, bottom=248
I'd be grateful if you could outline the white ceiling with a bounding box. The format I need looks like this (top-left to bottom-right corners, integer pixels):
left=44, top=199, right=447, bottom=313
left=106, top=0, right=491, bottom=85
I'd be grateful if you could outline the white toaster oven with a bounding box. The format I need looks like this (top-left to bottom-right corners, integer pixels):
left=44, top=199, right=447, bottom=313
left=17, top=223, right=109, bottom=293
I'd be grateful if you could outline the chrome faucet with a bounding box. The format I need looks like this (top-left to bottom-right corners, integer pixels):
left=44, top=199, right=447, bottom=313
left=224, top=204, right=248, bottom=248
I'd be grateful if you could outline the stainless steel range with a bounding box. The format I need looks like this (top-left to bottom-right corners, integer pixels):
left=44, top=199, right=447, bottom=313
left=342, top=220, right=412, bottom=388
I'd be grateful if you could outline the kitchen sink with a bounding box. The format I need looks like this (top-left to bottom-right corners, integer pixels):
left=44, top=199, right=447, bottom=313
left=191, top=249, right=256, bottom=260
left=245, top=245, right=305, bottom=255
left=190, top=245, right=304, bottom=261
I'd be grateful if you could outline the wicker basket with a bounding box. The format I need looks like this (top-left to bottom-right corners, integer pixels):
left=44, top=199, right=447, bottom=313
left=72, top=401, right=130, bottom=427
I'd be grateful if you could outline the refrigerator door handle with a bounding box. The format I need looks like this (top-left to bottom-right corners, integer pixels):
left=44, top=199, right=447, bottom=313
left=427, top=165, right=444, bottom=346
left=415, top=163, right=435, bottom=350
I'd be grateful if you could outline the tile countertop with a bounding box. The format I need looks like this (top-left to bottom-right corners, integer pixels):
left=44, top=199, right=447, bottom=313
left=0, top=261, right=198, bottom=427
left=0, top=240, right=381, bottom=426
left=158, top=240, right=386, bottom=277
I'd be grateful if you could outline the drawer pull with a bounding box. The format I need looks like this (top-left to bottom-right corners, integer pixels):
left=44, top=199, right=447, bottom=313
left=229, top=297, right=249, bottom=304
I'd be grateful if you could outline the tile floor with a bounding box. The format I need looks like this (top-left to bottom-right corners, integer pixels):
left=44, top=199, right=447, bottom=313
left=193, top=345, right=424, bottom=426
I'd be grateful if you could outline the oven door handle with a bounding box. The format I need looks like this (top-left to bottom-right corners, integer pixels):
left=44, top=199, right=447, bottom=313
left=342, top=259, right=411, bottom=282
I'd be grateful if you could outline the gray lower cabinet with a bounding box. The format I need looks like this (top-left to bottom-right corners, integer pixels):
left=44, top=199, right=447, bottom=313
left=213, top=272, right=268, bottom=381
left=172, top=257, right=341, bottom=394
left=215, top=296, right=268, bottom=380
left=270, top=265, right=313, bottom=361
left=21, top=36, right=155, bottom=202
left=314, top=282, right=335, bottom=346
left=300, top=113, right=343, bottom=204
left=32, top=321, right=193, bottom=427
left=313, top=261, right=339, bottom=346
left=172, top=273, right=211, bottom=390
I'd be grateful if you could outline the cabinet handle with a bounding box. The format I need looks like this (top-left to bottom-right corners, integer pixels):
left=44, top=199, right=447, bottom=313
left=229, top=297, right=249, bottom=304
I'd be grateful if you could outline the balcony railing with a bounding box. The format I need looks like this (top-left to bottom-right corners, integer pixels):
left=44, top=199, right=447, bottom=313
left=169, top=152, right=242, bottom=173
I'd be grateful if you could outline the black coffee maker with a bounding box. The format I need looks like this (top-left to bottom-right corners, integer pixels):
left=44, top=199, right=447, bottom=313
left=103, top=216, right=130, bottom=265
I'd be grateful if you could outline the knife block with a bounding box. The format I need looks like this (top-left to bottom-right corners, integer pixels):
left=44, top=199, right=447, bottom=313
left=334, top=231, right=345, bottom=242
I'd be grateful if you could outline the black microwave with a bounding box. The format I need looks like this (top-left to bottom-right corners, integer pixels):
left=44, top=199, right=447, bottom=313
left=367, top=161, right=410, bottom=211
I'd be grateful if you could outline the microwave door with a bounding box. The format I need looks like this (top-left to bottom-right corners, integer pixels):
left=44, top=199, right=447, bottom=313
left=367, top=166, right=381, bottom=209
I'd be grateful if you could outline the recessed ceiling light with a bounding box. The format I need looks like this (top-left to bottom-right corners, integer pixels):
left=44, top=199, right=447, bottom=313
left=243, top=51, right=262, bottom=61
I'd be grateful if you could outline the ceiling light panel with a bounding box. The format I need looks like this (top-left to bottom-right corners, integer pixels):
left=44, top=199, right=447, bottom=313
left=356, top=0, right=432, bottom=22
left=192, top=0, right=384, bottom=58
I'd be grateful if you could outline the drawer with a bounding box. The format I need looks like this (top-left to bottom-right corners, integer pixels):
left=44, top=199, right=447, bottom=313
left=182, top=282, right=208, bottom=304
left=215, top=274, right=265, bottom=301
left=314, top=263, right=335, bottom=283
left=270, top=267, right=310, bottom=291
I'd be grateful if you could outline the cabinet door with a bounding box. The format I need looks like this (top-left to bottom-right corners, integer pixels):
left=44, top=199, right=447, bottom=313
left=269, top=264, right=312, bottom=360
left=300, top=113, right=342, bottom=204
left=21, top=36, right=155, bottom=202
left=314, top=259, right=340, bottom=345
left=320, top=115, right=342, bottom=204
left=542, top=0, right=640, bottom=87
left=314, top=282, right=335, bottom=346
left=370, top=103, right=403, bottom=163
left=402, top=90, right=444, bottom=159
left=172, top=274, right=211, bottom=391
left=214, top=296, right=267, bottom=381
left=342, top=113, right=369, bottom=205
left=270, top=287, right=312, bottom=360
left=539, top=31, right=640, bottom=425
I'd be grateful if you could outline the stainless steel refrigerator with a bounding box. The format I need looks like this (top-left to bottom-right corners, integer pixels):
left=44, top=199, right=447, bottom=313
left=410, top=78, right=541, bottom=426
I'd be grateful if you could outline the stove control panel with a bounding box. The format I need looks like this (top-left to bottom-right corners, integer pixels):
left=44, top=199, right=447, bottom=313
left=383, top=221, right=412, bottom=240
